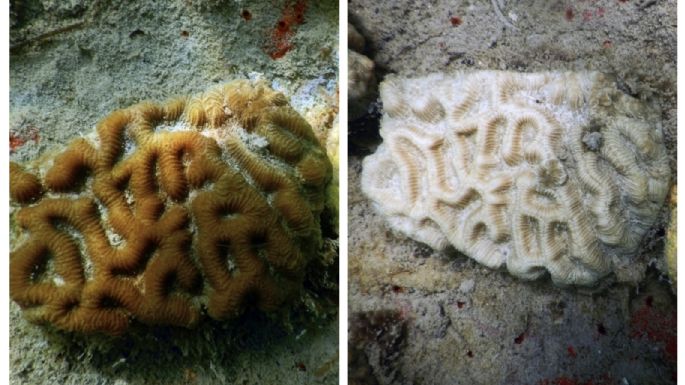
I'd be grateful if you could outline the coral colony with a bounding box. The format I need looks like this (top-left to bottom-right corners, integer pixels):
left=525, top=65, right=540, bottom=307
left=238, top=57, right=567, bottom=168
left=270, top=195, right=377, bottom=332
left=362, top=71, right=670, bottom=286
left=10, top=80, right=332, bottom=334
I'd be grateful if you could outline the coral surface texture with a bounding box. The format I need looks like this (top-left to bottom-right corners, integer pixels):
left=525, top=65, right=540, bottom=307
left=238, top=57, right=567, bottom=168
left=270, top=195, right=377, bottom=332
left=362, top=71, right=670, bottom=286
left=10, top=80, right=332, bottom=334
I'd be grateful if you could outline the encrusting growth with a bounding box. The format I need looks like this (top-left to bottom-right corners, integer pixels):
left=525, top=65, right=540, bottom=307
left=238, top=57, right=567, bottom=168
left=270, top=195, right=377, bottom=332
left=362, top=71, right=670, bottom=286
left=10, top=80, right=332, bottom=334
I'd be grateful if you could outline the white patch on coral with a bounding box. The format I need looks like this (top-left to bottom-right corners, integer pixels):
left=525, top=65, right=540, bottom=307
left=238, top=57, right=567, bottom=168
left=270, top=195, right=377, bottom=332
left=235, top=126, right=269, bottom=151
left=84, top=128, right=100, bottom=147
left=362, top=71, right=671, bottom=286
left=52, top=276, right=65, bottom=286
left=157, top=120, right=190, bottom=133
left=94, top=199, right=124, bottom=248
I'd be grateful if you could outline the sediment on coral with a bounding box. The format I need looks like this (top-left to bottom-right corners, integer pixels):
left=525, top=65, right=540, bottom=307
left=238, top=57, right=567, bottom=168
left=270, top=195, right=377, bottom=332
left=10, top=80, right=333, bottom=335
left=361, top=71, right=670, bottom=286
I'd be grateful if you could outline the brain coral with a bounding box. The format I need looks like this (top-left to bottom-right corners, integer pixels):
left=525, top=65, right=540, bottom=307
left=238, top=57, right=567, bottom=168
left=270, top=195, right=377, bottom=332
left=10, top=80, right=332, bottom=334
left=361, top=71, right=670, bottom=286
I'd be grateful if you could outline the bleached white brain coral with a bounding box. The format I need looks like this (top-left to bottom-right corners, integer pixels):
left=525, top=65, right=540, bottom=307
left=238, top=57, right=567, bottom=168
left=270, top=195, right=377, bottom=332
left=361, top=71, right=670, bottom=286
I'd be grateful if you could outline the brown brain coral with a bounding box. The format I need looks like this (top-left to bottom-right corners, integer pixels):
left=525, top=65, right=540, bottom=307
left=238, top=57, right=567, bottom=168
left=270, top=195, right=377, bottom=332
left=10, top=80, right=332, bottom=334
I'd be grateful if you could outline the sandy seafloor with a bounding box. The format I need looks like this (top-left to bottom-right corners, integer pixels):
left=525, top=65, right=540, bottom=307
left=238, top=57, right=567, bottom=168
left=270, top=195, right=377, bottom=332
left=9, top=1, right=339, bottom=384
left=348, top=1, right=676, bottom=385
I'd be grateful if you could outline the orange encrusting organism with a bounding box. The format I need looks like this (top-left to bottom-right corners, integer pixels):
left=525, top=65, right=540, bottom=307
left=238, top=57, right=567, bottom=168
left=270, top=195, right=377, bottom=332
left=264, top=0, right=308, bottom=60
left=9, top=80, right=332, bottom=335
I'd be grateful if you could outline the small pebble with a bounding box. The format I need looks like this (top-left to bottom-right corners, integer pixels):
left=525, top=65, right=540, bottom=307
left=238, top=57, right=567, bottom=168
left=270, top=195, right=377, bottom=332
left=459, top=279, right=475, bottom=294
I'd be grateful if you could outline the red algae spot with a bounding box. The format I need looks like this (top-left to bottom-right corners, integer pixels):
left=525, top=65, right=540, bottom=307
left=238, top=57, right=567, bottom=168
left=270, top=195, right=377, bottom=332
left=264, top=0, right=307, bottom=60
left=9, top=133, right=26, bottom=152
left=665, top=338, right=677, bottom=363
left=602, top=40, right=612, bottom=49
left=10, top=126, right=40, bottom=152
left=537, top=374, right=615, bottom=385
left=567, top=345, right=577, bottom=358
left=450, top=16, right=462, bottom=26
left=582, top=9, right=593, bottom=21
left=629, top=291, right=676, bottom=380
left=565, top=7, right=574, bottom=21
left=241, top=9, right=252, bottom=21
left=630, top=298, right=677, bottom=364
left=277, top=20, right=288, bottom=32
left=618, top=0, right=628, bottom=3
left=514, top=332, right=525, bottom=344
left=596, top=7, right=605, bottom=17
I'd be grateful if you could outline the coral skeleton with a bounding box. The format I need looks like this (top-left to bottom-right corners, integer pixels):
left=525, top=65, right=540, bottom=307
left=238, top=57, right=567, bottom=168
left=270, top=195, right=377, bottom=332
left=10, top=80, right=332, bottom=334
left=362, top=71, right=670, bottom=285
